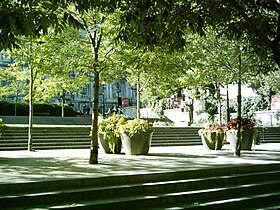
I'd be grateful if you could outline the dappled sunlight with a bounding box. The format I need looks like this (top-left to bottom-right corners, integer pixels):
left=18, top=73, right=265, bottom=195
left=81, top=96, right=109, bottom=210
left=0, top=144, right=280, bottom=184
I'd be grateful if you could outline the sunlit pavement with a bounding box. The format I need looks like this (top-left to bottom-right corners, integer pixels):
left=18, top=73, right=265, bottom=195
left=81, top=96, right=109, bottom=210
left=0, top=143, right=280, bottom=184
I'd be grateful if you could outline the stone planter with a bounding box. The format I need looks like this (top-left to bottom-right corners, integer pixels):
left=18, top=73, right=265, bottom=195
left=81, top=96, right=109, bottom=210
left=200, top=132, right=224, bottom=150
left=226, top=130, right=254, bottom=151
left=120, top=132, right=154, bottom=155
left=98, top=132, right=122, bottom=154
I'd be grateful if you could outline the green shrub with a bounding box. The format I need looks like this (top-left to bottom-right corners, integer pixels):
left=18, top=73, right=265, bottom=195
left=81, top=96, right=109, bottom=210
left=0, top=118, right=6, bottom=135
left=0, top=101, right=76, bottom=116
left=119, top=118, right=154, bottom=137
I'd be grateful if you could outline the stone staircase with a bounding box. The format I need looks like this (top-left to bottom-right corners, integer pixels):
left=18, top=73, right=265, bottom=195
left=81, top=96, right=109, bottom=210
left=257, top=127, right=280, bottom=143
left=0, top=164, right=279, bottom=209
left=0, top=126, right=279, bottom=151
left=0, top=126, right=91, bottom=150
left=151, top=127, right=201, bottom=146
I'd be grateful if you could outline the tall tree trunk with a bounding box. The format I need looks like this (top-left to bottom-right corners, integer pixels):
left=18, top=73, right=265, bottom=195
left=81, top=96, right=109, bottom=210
left=226, top=85, right=230, bottom=122
left=136, top=73, right=140, bottom=119
left=14, top=90, right=19, bottom=116
left=28, top=65, right=34, bottom=151
left=235, top=53, right=242, bottom=156
left=89, top=72, right=100, bottom=164
left=216, top=83, right=222, bottom=125
left=83, top=15, right=105, bottom=164
left=61, top=90, right=65, bottom=117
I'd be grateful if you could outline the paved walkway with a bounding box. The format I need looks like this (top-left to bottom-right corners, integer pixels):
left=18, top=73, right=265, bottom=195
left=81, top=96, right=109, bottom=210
left=0, top=144, right=280, bottom=184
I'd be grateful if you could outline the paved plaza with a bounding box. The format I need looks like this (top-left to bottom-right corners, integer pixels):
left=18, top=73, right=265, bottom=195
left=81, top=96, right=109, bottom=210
left=0, top=143, right=280, bottom=184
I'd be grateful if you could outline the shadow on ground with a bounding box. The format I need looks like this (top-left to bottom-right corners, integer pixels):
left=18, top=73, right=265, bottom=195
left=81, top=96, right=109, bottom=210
left=0, top=144, right=280, bottom=183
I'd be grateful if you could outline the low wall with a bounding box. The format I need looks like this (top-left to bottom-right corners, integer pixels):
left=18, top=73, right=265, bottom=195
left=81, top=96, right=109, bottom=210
left=254, top=110, right=279, bottom=127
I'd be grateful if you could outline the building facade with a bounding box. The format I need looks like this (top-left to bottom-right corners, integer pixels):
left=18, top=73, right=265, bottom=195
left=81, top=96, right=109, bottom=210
left=0, top=53, right=137, bottom=115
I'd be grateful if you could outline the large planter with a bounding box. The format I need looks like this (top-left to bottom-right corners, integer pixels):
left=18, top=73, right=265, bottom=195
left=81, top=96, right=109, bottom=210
left=200, top=132, right=224, bottom=150
left=98, top=132, right=122, bottom=154
left=120, top=132, right=154, bottom=155
left=226, top=130, right=254, bottom=151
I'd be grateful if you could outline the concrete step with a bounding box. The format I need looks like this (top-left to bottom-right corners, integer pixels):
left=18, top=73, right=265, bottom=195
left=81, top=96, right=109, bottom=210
left=47, top=181, right=280, bottom=209
left=1, top=126, right=279, bottom=150
left=0, top=164, right=279, bottom=209
left=0, top=126, right=92, bottom=150
left=154, top=191, right=280, bottom=209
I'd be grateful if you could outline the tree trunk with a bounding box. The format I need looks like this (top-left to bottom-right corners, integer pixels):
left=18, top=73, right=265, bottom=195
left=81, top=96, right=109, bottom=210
left=28, top=65, right=34, bottom=151
left=216, top=83, right=222, bottom=125
left=235, top=53, right=242, bottom=156
left=61, top=90, right=65, bottom=117
left=236, top=78, right=242, bottom=156
left=136, top=73, right=140, bottom=119
left=14, top=90, right=19, bottom=116
left=226, top=85, right=230, bottom=122
left=89, top=72, right=100, bottom=164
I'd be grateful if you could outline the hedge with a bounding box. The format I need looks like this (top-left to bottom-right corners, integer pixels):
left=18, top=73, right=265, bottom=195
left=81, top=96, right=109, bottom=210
left=0, top=101, right=77, bottom=116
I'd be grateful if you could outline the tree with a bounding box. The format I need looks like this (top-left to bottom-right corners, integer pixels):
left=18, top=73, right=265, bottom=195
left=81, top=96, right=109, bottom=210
left=69, top=8, right=122, bottom=164
left=0, top=57, right=26, bottom=116
left=0, top=0, right=117, bottom=50
left=118, top=0, right=280, bottom=68
left=34, top=28, right=90, bottom=116
left=115, top=47, right=157, bottom=118
left=2, top=28, right=91, bottom=150
left=175, top=30, right=271, bottom=156
left=8, top=37, right=50, bottom=151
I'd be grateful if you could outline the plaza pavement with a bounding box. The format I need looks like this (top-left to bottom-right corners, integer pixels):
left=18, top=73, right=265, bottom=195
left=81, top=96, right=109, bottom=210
left=0, top=143, right=280, bottom=184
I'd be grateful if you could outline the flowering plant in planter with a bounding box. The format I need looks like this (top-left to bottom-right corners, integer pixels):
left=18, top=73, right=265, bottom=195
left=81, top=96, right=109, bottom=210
left=0, top=118, right=6, bottom=137
left=119, top=118, right=155, bottom=155
left=119, top=118, right=154, bottom=137
left=98, top=115, right=124, bottom=138
left=97, top=114, right=125, bottom=153
left=198, top=124, right=227, bottom=150
left=225, top=117, right=259, bottom=150
left=226, top=118, right=255, bottom=130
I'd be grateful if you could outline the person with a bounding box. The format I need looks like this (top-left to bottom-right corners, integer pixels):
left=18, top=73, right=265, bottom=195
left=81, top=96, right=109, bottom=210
left=185, top=97, right=194, bottom=126
left=83, top=105, right=88, bottom=115
left=108, top=106, right=117, bottom=116
left=116, top=106, right=123, bottom=114
left=108, top=106, right=123, bottom=116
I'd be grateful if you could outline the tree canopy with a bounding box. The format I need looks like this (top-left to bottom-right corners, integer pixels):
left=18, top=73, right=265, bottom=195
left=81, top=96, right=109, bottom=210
left=0, top=0, right=117, bottom=50
left=118, top=0, right=280, bottom=67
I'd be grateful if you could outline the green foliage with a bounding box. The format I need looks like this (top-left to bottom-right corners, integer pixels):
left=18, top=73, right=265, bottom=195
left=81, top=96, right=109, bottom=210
left=0, top=118, right=6, bottom=135
left=274, top=111, right=280, bottom=127
left=250, top=68, right=280, bottom=96
left=98, top=115, right=124, bottom=138
left=0, top=101, right=76, bottom=116
left=98, top=114, right=124, bottom=153
left=148, top=97, right=169, bottom=117
left=222, top=96, right=270, bottom=119
left=0, top=0, right=117, bottom=50
left=205, top=101, right=218, bottom=122
left=119, top=118, right=154, bottom=137
left=118, top=0, right=280, bottom=67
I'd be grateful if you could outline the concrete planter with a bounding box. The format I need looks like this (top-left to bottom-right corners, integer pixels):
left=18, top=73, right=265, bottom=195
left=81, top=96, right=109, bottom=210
left=226, top=130, right=254, bottom=151
left=98, top=132, right=122, bottom=154
left=120, top=132, right=153, bottom=155
left=200, top=132, right=224, bottom=150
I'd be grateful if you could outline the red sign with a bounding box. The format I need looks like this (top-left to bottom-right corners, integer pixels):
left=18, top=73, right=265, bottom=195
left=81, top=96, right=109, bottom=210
left=271, top=95, right=280, bottom=110
left=122, top=98, right=129, bottom=107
